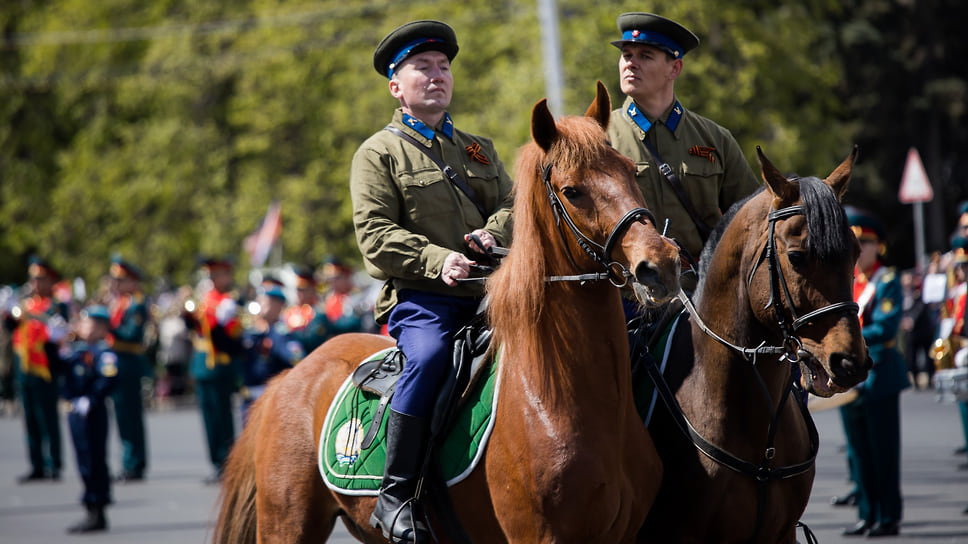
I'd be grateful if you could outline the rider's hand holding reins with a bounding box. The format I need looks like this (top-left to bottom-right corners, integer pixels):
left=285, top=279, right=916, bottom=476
left=441, top=230, right=498, bottom=286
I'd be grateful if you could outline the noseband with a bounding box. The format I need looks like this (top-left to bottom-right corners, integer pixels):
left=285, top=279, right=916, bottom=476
left=541, top=164, right=657, bottom=287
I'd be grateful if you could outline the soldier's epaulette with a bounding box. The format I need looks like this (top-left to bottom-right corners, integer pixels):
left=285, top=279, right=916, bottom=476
left=881, top=267, right=896, bottom=283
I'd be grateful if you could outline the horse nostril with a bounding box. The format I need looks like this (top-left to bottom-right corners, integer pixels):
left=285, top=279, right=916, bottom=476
left=634, top=261, right=661, bottom=290
left=828, top=353, right=853, bottom=377
left=829, top=351, right=872, bottom=378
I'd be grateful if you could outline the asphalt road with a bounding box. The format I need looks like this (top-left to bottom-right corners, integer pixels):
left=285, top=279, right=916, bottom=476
left=1, top=388, right=966, bottom=543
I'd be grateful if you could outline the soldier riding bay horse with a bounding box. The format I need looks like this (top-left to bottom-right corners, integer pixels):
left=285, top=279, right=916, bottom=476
left=636, top=146, right=871, bottom=542
left=213, top=82, right=681, bottom=543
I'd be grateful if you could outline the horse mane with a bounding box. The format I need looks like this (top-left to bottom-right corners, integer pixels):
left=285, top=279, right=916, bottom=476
left=698, top=176, right=852, bottom=280
left=486, top=115, right=616, bottom=397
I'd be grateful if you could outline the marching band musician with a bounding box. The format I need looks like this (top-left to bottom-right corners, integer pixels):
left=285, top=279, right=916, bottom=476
left=944, top=237, right=968, bottom=476
left=320, top=257, right=367, bottom=335
left=106, top=256, right=150, bottom=482
left=4, top=256, right=70, bottom=483
left=184, top=257, right=243, bottom=484
left=838, top=206, right=909, bottom=537
left=239, top=282, right=304, bottom=423
left=283, top=266, right=331, bottom=354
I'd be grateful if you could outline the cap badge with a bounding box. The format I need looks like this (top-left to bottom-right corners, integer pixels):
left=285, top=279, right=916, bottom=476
left=632, top=30, right=641, bottom=38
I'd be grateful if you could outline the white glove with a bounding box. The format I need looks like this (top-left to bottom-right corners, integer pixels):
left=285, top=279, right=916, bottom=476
left=215, top=298, right=238, bottom=325
left=0, top=287, right=16, bottom=313
left=47, top=314, right=70, bottom=344
left=73, top=396, right=91, bottom=417
left=956, top=347, right=968, bottom=369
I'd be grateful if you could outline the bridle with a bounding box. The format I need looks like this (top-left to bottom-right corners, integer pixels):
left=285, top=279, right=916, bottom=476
left=541, top=163, right=657, bottom=287
left=681, top=204, right=859, bottom=364
left=749, top=205, right=860, bottom=359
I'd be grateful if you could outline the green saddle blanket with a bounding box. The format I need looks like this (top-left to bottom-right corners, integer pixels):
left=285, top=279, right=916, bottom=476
left=318, top=348, right=499, bottom=495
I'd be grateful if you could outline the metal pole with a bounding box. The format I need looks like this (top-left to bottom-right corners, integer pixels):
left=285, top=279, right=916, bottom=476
left=537, top=0, right=564, bottom=116
left=913, top=201, right=926, bottom=273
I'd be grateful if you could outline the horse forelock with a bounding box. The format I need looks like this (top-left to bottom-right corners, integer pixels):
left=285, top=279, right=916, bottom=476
left=797, top=176, right=852, bottom=262
left=543, top=115, right=614, bottom=169
left=698, top=174, right=851, bottom=281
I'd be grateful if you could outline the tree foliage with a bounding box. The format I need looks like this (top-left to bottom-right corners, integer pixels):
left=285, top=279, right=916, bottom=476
left=1, top=0, right=964, bottom=289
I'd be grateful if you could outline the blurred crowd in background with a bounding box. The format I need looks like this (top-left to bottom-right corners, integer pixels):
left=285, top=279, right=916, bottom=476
left=0, top=254, right=383, bottom=482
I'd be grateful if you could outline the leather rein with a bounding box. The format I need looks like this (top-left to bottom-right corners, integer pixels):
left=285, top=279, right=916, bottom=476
left=541, top=163, right=658, bottom=287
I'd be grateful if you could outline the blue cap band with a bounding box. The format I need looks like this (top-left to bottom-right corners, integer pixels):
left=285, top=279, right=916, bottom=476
left=387, top=38, right=438, bottom=78
left=620, top=29, right=684, bottom=58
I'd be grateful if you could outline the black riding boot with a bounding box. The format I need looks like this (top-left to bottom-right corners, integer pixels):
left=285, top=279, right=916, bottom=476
left=370, top=409, right=430, bottom=544
left=67, top=503, right=107, bottom=533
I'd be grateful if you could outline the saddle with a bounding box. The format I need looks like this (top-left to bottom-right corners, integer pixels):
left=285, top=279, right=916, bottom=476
left=351, top=310, right=494, bottom=449
left=345, top=312, right=493, bottom=544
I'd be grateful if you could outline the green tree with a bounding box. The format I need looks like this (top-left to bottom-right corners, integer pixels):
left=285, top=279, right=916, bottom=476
left=1, top=0, right=962, bottom=290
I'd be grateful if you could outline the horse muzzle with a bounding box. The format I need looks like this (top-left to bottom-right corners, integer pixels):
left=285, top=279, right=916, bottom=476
left=800, top=347, right=871, bottom=396
left=630, top=258, right=679, bottom=306
left=827, top=349, right=873, bottom=390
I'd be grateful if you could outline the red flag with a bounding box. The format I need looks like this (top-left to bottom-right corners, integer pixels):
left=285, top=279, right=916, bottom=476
left=244, top=201, right=282, bottom=267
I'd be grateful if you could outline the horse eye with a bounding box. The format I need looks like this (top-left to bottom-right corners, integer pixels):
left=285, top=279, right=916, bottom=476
left=788, top=251, right=808, bottom=268
left=561, top=187, right=581, bottom=200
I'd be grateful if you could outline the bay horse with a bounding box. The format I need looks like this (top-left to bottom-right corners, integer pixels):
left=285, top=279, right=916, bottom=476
left=214, top=81, right=681, bottom=544
left=636, top=146, right=871, bottom=543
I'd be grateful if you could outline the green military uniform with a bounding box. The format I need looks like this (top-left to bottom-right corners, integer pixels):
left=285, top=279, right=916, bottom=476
left=839, top=207, right=910, bottom=536
left=108, top=287, right=150, bottom=481
left=607, top=95, right=760, bottom=261
left=186, top=261, right=243, bottom=481
left=8, top=258, right=69, bottom=482
left=350, top=108, right=514, bottom=324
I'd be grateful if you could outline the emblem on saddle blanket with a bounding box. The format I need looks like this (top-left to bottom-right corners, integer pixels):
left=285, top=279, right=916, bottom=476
left=318, top=348, right=499, bottom=495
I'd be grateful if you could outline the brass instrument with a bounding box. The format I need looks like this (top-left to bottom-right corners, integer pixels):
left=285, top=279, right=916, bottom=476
left=933, top=335, right=966, bottom=370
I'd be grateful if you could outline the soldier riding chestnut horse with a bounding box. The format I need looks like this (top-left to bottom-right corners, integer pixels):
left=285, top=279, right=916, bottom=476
left=213, top=82, right=680, bottom=543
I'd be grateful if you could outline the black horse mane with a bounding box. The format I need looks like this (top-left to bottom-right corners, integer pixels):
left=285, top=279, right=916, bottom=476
left=699, top=176, right=852, bottom=279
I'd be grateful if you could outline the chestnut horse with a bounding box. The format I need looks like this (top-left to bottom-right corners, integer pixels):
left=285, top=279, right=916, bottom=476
left=636, top=147, right=871, bottom=542
left=214, top=81, right=681, bottom=543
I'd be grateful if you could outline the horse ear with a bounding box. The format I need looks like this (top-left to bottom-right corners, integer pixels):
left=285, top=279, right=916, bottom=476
left=823, top=145, right=858, bottom=201
left=584, top=80, right=611, bottom=131
left=532, top=98, right=557, bottom=152
left=756, top=145, right=799, bottom=206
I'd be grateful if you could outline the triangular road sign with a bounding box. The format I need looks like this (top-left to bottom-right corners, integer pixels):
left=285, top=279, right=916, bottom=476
left=899, top=147, right=934, bottom=203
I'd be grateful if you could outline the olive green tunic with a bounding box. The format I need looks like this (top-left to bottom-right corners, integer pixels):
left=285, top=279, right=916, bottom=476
left=607, top=95, right=760, bottom=259
left=351, top=109, right=513, bottom=323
